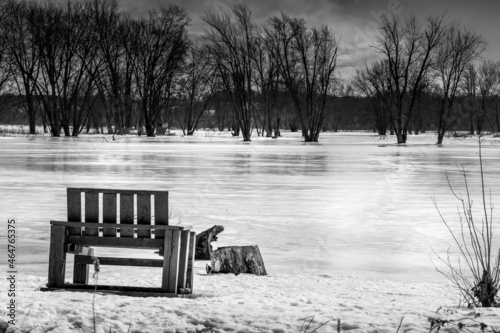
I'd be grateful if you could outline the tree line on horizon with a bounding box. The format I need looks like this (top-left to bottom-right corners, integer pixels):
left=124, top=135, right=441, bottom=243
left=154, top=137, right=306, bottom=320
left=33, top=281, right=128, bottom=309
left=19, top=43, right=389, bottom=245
left=0, top=0, right=498, bottom=143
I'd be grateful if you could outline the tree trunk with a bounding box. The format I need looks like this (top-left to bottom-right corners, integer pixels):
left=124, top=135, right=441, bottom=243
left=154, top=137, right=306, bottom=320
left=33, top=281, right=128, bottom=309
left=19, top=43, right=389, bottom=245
left=210, top=245, right=267, bottom=276
left=195, top=225, right=224, bottom=260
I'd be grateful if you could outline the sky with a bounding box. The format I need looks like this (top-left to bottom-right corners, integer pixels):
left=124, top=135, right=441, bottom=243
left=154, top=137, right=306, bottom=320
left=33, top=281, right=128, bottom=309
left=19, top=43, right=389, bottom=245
left=116, top=0, right=500, bottom=78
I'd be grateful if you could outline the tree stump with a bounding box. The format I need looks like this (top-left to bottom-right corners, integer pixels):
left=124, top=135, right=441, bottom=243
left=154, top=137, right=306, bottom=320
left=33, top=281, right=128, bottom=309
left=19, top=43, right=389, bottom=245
left=210, top=245, right=267, bottom=276
left=195, top=225, right=224, bottom=260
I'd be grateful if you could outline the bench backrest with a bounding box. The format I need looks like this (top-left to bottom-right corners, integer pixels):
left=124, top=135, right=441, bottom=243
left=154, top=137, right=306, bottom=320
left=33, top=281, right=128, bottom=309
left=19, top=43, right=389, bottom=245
left=66, top=188, right=169, bottom=239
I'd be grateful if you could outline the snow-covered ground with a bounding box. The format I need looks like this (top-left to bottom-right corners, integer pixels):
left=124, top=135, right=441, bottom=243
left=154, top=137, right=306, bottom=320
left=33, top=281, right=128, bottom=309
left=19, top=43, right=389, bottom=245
left=4, top=262, right=500, bottom=333
left=1, top=131, right=500, bottom=332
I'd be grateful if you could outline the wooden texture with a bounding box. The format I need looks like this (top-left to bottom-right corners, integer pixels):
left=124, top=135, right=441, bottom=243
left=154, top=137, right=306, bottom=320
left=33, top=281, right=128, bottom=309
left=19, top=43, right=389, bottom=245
left=120, top=193, right=134, bottom=238
left=51, top=221, right=189, bottom=231
left=155, top=192, right=169, bottom=239
left=177, top=230, right=190, bottom=289
left=40, top=284, right=189, bottom=297
left=137, top=194, right=151, bottom=238
left=48, top=225, right=67, bottom=288
left=210, top=245, right=267, bottom=276
left=73, top=249, right=94, bottom=284
left=186, top=231, right=196, bottom=289
left=102, top=193, right=117, bottom=237
left=195, top=225, right=224, bottom=260
left=47, top=188, right=195, bottom=296
left=66, top=235, right=163, bottom=249
left=162, top=230, right=181, bottom=293
left=68, top=188, right=168, bottom=196
left=67, top=189, right=82, bottom=236
left=84, top=192, right=99, bottom=236
left=76, top=256, right=164, bottom=267
left=66, top=245, right=93, bottom=255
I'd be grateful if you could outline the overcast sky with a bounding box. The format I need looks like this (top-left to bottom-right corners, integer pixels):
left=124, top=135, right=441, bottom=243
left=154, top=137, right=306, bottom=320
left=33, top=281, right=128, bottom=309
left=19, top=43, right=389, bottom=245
left=115, top=0, right=500, bottom=78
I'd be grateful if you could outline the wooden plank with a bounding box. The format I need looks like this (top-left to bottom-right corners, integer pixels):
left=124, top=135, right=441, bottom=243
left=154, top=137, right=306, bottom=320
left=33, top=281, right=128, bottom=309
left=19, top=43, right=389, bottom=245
left=51, top=221, right=190, bottom=231
left=73, top=252, right=93, bottom=284
left=76, top=256, right=163, bottom=267
left=40, top=284, right=183, bottom=297
left=186, top=231, right=196, bottom=290
left=103, top=193, right=117, bottom=237
left=162, top=230, right=181, bottom=293
left=120, top=193, right=134, bottom=238
left=68, top=188, right=169, bottom=196
left=177, top=230, right=190, bottom=290
left=67, top=189, right=82, bottom=236
left=48, top=225, right=67, bottom=288
left=84, top=192, right=99, bottom=236
left=66, top=245, right=93, bottom=255
left=67, top=235, right=163, bottom=249
left=137, top=194, right=151, bottom=238
left=155, top=192, right=169, bottom=239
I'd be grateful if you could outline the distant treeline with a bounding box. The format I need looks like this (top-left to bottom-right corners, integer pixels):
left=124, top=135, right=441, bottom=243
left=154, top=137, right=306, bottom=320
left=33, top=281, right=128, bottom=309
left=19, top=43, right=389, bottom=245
left=0, top=0, right=498, bottom=142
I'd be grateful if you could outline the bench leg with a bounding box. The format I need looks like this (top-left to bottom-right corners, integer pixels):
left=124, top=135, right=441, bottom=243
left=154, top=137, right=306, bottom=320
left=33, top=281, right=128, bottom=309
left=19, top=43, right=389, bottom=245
left=186, top=232, right=196, bottom=290
left=48, top=225, right=67, bottom=288
left=162, top=230, right=181, bottom=294
left=73, top=248, right=94, bottom=284
left=177, top=230, right=190, bottom=290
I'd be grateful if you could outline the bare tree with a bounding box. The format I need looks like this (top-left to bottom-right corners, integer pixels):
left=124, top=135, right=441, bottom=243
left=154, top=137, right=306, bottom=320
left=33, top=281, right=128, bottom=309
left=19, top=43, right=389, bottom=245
left=203, top=2, right=257, bottom=141
left=91, top=0, right=136, bottom=135
left=175, top=41, right=217, bottom=135
left=25, top=0, right=101, bottom=137
left=3, top=0, right=40, bottom=134
left=462, top=63, right=479, bottom=134
left=266, top=13, right=339, bottom=142
left=253, top=29, right=280, bottom=137
left=433, top=23, right=485, bottom=144
left=0, top=0, right=13, bottom=91
left=476, top=60, right=500, bottom=134
left=127, top=6, right=189, bottom=137
left=352, top=61, right=392, bottom=135
left=375, top=14, right=447, bottom=143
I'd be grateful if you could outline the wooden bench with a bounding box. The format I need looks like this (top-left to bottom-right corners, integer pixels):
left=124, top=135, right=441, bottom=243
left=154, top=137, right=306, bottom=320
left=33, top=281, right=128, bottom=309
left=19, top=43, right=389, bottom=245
left=42, top=188, right=196, bottom=297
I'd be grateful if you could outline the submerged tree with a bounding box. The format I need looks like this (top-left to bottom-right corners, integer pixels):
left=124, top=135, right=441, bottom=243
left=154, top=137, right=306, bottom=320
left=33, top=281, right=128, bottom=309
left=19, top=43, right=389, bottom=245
left=352, top=61, right=392, bottom=135
left=203, top=2, right=258, bottom=141
left=92, top=0, right=136, bottom=135
left=175, top=41, right=217, bottom=136
left=375, top=14, right=447, bottom=143
left=127, top=6, right=189, bottom=137
left=476, top=60, right=500, bottom=134
left=24, top=0, right=101, bottom=137
left=3, top=0, right=40, bottom=135
left=266, top=13, right=339, bottom=142
left=433, top=23, right=485, bottom=145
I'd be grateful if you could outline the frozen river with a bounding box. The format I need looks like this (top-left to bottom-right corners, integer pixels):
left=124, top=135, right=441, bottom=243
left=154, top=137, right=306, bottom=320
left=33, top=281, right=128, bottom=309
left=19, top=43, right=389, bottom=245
left=1, top=132, right=499, bottom=282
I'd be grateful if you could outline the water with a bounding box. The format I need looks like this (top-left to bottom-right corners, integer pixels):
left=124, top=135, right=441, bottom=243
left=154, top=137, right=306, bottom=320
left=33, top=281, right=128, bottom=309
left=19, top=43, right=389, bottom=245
left=1, top=132, right=499, bottom=282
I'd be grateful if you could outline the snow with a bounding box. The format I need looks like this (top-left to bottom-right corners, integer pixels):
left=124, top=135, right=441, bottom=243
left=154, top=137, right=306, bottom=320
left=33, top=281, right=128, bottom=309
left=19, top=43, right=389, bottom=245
left=0, top=263, right=492, bottom=333
left=1, top=131, right=500, bottom=332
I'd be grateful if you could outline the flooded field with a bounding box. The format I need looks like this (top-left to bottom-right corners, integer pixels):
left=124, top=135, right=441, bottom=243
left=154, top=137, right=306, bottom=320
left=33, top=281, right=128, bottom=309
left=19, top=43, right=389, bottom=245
left=1, top=132, right=499, bottom=282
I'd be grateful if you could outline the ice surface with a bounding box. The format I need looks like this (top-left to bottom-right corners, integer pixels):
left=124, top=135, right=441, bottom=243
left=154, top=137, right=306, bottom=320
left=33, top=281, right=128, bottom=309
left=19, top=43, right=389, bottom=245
left=1, top=132, right=499, bottom=282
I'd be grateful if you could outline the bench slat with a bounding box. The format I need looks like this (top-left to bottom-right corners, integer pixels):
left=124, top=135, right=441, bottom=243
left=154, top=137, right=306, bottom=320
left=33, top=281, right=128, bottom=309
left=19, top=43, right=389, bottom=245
left=84, top=192, right=99, bottom=236
left=155, top=192, right=169, bottom=239
left=67, top=189, right=82, bottom=236
left=103, top=193, right=117, bottom=237
left=75, top=255, right=163, bottom=267
left=120, top=194, right=134, bottom=238
left=137, top=194, right=151, bottom=238
left=66, top=235, right=164, bottom=249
